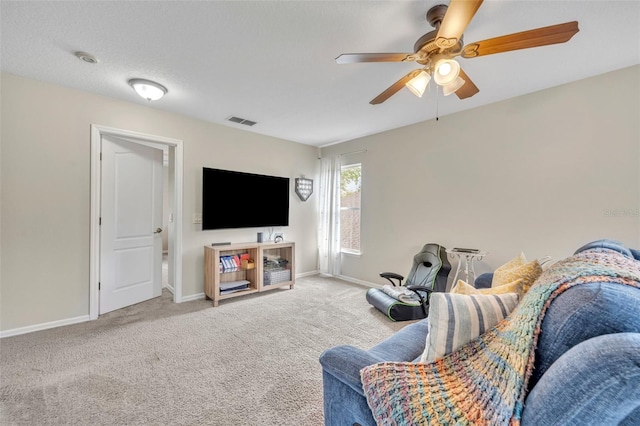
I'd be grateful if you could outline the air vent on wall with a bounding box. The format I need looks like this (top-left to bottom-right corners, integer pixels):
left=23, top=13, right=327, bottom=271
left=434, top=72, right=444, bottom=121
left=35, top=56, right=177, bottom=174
left=226, top=116, right=257, bottom=126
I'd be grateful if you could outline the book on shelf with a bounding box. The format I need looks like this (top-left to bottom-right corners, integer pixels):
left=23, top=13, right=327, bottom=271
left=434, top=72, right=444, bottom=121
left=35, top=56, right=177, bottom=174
left=220, top=255, right=237, bottom=272
left=220, top=280, right=250, bottom=295
left=220, top=253, right=252, bottom=272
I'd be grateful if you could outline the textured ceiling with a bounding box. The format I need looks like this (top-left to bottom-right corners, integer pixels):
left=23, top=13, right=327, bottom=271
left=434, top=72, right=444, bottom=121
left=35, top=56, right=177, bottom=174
left=2, top=1, right=639, bottom=146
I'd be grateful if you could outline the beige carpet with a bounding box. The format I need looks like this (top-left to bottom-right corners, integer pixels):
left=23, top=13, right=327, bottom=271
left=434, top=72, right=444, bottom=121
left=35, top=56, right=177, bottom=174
left=0, top=276, right=407, bottom=425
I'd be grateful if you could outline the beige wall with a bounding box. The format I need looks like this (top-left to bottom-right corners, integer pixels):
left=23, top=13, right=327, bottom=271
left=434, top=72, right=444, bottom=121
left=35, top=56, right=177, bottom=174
left=322, top=65, right=640, bottom=286
left=2, top=66, right=639, bottom=332
left=1, top=73, right=319, bottom=332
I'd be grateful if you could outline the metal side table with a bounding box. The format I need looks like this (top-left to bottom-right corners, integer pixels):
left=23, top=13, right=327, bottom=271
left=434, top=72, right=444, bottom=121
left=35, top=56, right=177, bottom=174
left=446, top=248, right=487, bottom=287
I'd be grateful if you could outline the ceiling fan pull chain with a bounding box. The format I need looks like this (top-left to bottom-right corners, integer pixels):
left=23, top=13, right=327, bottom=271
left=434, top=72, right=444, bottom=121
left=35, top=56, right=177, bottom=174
left=436, top=86, right=439, bottom=121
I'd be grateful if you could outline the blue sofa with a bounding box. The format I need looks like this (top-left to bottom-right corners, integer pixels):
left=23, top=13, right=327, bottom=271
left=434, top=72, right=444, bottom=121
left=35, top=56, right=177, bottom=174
left=319, top=240, right=640, bottom=425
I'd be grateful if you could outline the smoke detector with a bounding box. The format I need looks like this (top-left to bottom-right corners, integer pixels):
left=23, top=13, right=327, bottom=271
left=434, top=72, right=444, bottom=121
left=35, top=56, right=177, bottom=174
left=75, top=51, right=98, bottom=64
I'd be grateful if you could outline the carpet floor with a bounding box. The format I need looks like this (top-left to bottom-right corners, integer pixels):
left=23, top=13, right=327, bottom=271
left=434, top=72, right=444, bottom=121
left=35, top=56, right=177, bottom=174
left=0, top=276, right=408, bottom=425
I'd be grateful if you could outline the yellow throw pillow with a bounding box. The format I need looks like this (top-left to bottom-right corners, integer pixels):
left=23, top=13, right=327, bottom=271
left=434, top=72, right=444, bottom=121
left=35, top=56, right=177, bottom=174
left=452, top=279, right=524, bottom=297
left=492, top=259, right=542, bottom=293
left=494, top=252, right=527, bottom=275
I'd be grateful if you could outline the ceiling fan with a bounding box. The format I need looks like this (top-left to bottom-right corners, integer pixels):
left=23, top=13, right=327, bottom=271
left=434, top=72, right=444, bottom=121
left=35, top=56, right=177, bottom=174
left=336, top=0, right=579, bottom=105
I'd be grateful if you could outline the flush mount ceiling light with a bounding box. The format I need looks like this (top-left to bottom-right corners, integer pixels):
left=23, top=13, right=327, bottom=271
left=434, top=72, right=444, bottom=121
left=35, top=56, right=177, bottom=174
left=128, top=78, right=167, bottom=101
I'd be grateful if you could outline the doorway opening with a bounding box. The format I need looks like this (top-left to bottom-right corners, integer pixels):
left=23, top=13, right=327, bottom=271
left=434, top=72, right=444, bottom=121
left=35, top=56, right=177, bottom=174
left=89, top=125, right=184, bottom=319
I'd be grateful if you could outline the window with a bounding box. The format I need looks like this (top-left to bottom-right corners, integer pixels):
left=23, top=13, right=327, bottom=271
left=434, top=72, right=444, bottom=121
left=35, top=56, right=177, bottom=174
left=340, top=163, right=361, bottom=254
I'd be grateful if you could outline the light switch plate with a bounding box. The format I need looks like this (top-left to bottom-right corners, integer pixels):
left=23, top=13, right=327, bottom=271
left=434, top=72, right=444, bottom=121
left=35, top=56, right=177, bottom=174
left=193, top=213, right=202, bottom=224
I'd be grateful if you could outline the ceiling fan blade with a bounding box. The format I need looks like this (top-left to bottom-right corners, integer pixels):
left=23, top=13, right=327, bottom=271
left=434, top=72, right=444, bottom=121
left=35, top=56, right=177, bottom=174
left=461, top=21, right=579, bottom=58
left=436, top=0, right=484, bottom=49
left=456, top=68, right=479, bottom=99
left=336, top=53, right=415, bottom=64
left=370, top=70, right=421, bottom=105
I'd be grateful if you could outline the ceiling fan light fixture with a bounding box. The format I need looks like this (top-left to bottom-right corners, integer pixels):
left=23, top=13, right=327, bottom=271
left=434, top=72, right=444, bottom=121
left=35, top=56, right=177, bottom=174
left=442, top=77, right=466, bottom=96
left=128, top=78, right=167, bottom=101
left=405, top=70, right=431, bottom=98
left=433, top=59, right=460, bottom=86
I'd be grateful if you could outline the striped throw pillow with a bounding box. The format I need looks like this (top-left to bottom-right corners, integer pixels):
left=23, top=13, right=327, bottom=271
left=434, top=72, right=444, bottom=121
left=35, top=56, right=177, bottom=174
left=420, top=292, right=519, bottom=363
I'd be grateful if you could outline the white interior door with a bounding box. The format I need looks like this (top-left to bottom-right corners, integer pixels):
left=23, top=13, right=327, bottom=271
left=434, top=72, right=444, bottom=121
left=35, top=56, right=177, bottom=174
left=100, top=135, right=163, bottom=314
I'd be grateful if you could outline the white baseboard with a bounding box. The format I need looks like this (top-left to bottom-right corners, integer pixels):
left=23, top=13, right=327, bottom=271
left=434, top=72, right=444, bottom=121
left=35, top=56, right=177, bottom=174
left=164, top=283, right=175, bottom=295
left=0, top=315, right=91, bottom=339
left=336, top=274, right=381, bottom=288
left=296, top=270, right=319, bottom=278
left=180, top=292, right=206, bottom=303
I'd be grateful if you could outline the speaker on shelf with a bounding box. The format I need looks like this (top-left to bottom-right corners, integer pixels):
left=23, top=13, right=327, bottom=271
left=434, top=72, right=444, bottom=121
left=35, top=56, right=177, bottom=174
left=257, top=232, right=264, bottom=243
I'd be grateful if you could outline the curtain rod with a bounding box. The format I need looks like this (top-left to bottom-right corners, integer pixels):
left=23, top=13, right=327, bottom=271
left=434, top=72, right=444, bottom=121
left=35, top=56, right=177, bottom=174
left=340, top=149, right=367, bottom=156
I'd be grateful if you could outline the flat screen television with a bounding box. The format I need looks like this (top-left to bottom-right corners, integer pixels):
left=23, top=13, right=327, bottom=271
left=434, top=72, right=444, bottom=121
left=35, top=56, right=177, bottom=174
left=202, top=167, right=290, bottom=230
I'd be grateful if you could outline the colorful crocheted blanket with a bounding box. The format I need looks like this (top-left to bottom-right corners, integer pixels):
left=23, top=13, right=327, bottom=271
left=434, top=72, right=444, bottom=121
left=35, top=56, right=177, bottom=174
left=361, top=248, right=640, bottom=425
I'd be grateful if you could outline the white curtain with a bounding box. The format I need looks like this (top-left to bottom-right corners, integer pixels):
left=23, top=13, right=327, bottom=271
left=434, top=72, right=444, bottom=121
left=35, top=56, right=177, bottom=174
left=318, top=156, right=341, bottom=276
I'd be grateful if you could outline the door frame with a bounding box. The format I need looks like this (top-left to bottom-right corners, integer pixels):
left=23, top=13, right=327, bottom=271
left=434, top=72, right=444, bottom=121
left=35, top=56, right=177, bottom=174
left=90, top=124, right=184, bottom=320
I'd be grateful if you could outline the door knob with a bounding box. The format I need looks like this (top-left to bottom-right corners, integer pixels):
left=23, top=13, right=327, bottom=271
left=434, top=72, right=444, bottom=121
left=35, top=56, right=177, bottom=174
left=154, top=227, right=163, bottom=234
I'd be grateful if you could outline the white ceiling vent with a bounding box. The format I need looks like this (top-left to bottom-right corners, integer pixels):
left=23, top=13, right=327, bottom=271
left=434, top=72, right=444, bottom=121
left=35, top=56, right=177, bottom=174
left=226, top=116, right=257, bottom=126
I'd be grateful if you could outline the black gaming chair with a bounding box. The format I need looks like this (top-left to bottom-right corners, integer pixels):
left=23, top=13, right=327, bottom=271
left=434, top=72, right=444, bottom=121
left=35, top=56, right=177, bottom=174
left=366, top=243, right=451, bottom=321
